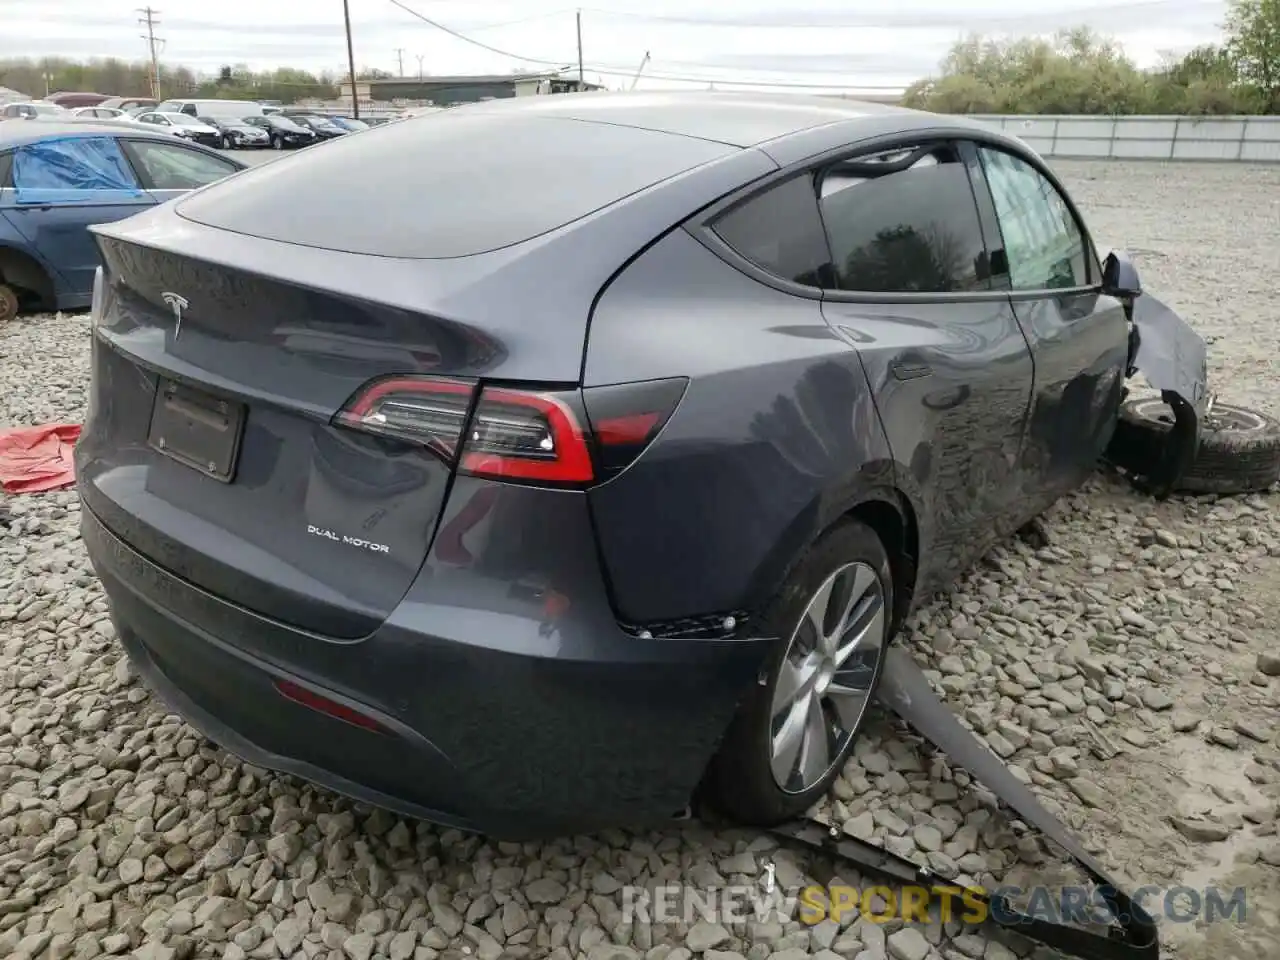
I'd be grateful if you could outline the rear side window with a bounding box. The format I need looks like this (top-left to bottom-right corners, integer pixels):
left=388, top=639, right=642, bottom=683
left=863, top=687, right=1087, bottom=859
left=11, top=137, right=143, bottom=201
left=711, top=174, right=832, bottom=287
left=175, top=113, right=736, bottom=259
left=819, top=144, right=989, bottom=294
left=124, top=140, right=241, bottom=190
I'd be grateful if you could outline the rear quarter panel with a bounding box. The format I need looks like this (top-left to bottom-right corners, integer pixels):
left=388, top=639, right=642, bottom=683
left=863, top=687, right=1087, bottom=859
left=583, top=227, right=896, bottom=625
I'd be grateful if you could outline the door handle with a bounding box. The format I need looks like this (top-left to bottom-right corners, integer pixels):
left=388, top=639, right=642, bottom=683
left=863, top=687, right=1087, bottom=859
left=890, top=360, right=932, bottom=381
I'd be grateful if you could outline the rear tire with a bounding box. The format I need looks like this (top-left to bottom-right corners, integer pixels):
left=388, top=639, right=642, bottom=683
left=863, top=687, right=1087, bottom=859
left=0, top=283, right=18, bottom=324
left=1107, top=397, right=1280, bottom=495
left=703, top=520, right=892, bottom=825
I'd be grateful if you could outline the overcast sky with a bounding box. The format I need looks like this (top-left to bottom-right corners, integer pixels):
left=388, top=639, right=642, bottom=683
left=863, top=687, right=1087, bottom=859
left=15, top=0, right=1227, bottom=92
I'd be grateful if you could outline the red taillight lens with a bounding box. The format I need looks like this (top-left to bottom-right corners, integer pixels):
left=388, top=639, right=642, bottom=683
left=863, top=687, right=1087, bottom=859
left=334, top=376, right=687, bottom=486
left=582, top=378, right=688, bottom=479
left=333, top=376, right=476, bottom=460
left=459, top=387, right=594, bottom=483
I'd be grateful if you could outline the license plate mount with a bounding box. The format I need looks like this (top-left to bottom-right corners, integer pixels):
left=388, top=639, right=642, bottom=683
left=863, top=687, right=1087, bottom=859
left=147, top=378, right=246, bottom=483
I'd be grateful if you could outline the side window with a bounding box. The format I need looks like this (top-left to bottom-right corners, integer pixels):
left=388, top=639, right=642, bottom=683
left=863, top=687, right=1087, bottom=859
left=124, top=140, right=240, bottom=190
left=11, top=137, right=141, bottom=200
left=710, top=174, right=833, bottom=288
left=818, top=143, right=990, bottom=294
left=976, top=147, right=1088, bottom=291
left=0, top=153, right=12, bottom=188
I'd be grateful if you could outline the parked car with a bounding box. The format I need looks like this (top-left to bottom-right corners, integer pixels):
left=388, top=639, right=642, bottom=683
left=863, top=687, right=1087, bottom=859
left=328, top=117, right=369, bottom=132
left=99, top=97, right=158, bottom=112
left=242, top=114, right=318, bottom=150
left=0, top=102, right=68, bottom=122
left=0, top=121, right=245, bottom=321
left=155, top=98, right=266, bottom=120
left=132, top=111, right=224, bottom=149
left=75, top=93, right=1229, bottom=841
left=198, top=116, right=270, bottom=150
left=290, top=115, right=347, bottom=140
left=71, top=106, right=130, bottom=121
left=45, top=92, right=111, bottom=109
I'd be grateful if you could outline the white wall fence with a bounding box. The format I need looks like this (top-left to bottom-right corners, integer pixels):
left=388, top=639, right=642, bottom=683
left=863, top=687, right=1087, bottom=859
left=968, top=114, right=1280, bottom=163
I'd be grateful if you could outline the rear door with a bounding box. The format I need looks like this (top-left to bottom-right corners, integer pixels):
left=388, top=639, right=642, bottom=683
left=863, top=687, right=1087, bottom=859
left=968, top=142, right=1128, bottom=505
left=120, top=138, right=244, bottom=204
left=2, top=136, right=154, bottom=297
left=815, top=140, right=1036, bottom=589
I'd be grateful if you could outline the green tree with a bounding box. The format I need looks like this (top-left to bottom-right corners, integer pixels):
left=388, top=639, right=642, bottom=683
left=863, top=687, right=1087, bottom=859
left=903, top=29, right=1161, bottom=115
left=0, top=57, right=335, bottom=105
left=1225, top=0, right=1280, bottom=110
left=905, top=23, right=1276, bottom=115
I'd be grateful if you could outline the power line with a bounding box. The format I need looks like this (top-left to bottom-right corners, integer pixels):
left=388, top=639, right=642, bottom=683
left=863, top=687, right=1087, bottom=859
left=383, top=0, right=908, bottom=86
left=385, top=0, right=576, bottom=68
left=576, top=0, right=1220, bottom=29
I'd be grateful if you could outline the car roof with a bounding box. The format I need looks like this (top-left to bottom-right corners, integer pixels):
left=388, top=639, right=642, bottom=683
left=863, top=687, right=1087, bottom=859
left=446, top=90, right=961, bottom=149
left=0, top=120, right=200, bottom=148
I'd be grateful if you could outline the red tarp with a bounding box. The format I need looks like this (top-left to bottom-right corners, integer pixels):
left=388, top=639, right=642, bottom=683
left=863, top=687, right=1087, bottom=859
left=0, top=424, right=82, bottom=494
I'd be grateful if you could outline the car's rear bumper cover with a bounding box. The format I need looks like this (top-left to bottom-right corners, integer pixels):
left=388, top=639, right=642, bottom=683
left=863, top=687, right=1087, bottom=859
left=81, top=479, right=767, bottom=839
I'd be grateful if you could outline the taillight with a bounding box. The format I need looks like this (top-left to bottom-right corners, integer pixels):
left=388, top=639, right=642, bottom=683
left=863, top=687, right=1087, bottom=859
left=582, top=378, right=688, bottom=479
left=333, top=376, right=476, bottom=460
left=335, top=376, right=687, bottom=486
left=460, top=387, right=594, bottom=483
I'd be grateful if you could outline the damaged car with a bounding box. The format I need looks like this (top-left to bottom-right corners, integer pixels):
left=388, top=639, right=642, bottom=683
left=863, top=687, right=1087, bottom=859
left=75, top=92, right=1280, bottom=842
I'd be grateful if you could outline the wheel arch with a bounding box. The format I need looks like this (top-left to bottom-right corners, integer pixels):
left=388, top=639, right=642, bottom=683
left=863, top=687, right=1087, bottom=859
left=750, top=484, right=920, bottom=634
left=0, top=242, right=57, bottom=308
left=829, top=489, right=919, bottom=635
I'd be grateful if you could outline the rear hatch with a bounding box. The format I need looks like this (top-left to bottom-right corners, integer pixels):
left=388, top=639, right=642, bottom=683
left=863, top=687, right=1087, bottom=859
left=79, top=110, right=739, bottom=639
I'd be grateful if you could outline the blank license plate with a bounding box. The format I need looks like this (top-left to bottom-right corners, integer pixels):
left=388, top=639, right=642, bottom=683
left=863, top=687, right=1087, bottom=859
left=148, top=378, right=246, bottom=483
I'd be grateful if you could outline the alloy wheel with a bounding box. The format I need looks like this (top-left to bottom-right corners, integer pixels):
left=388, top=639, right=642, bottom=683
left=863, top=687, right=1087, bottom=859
left=769, top=561, right=887, bottom=794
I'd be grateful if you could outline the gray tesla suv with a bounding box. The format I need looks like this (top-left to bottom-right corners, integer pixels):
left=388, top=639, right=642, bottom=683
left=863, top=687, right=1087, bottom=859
left=76, top=91, right=1132, bottom=840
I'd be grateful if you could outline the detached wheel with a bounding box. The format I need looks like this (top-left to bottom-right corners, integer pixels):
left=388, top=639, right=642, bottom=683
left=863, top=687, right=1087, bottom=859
left=1108, top=397, right=1280, bottom=495
left=704, top=520, right=892, bottom=825
left=0, top=283, right=18, bottom=324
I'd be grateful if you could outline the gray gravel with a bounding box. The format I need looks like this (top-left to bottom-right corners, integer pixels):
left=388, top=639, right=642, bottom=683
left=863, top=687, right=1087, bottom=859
left=2, top=159, right=1279, bottom=960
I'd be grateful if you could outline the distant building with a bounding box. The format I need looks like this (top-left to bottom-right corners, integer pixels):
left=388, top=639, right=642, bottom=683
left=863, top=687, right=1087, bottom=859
left=340, top=73, right=603, bottom=107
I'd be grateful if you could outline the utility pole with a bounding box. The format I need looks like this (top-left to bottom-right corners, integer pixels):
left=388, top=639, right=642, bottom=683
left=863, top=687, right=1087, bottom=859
left=342, top=0, right=360, bottom=118
left=394, top=48, right=405, bottom=77
left=575, top=9, right=584, bottom=86
left=416, top=55, right=424, bottom=80
left=138, top=7, right=163, bottom=100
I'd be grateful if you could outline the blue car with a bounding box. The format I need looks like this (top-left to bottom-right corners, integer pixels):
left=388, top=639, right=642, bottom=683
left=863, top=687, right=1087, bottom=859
left=0, top=121, right=246, bottom=323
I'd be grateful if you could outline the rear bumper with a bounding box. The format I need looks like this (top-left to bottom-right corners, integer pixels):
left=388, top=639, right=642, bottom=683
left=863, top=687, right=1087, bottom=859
left=81, top=481, right=766, bottom=839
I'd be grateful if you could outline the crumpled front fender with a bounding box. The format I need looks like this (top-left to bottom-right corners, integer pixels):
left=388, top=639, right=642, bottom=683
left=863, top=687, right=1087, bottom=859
left=1126, top=292, right=1211, bottom=496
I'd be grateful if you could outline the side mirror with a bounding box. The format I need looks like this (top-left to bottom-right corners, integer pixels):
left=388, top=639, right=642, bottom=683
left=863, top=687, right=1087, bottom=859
left=1102, top=250, right=1142, bottom=299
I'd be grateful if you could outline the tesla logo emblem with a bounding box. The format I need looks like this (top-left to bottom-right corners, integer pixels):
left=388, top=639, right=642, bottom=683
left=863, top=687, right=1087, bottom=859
left=161, top=292, right=188, bottom=339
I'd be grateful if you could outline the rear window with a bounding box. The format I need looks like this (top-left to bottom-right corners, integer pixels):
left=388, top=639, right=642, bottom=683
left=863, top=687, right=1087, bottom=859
left=175, top=112, right=736, bottom=259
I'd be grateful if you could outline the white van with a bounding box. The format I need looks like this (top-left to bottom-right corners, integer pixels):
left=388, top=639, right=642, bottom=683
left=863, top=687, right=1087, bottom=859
left=155, top=99, right=266, bottom=120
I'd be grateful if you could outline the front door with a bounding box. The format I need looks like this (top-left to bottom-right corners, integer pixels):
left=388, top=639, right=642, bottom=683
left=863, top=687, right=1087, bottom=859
left=0, top=136, right=153, bottom=300
left=815, top=140, right=1036, bottom=593
left=969, top=143, right=1129, bottom=507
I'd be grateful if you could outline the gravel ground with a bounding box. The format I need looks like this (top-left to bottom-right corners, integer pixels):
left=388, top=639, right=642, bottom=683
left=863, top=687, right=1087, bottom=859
left=1, top=159, right=1279, bottom=960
